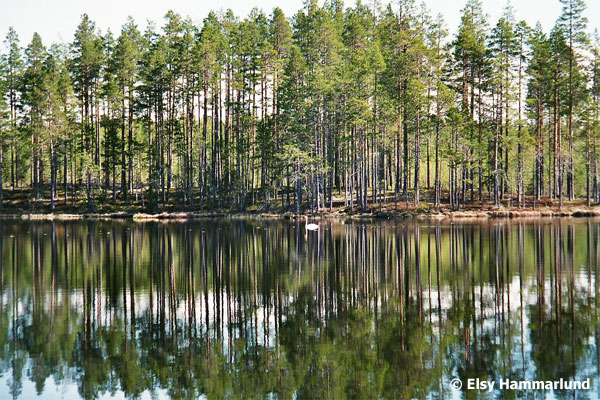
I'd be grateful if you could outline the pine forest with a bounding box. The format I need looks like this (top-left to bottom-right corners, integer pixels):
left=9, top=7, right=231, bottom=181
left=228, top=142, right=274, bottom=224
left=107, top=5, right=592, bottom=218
left=1, top=0, right=599, bottom=214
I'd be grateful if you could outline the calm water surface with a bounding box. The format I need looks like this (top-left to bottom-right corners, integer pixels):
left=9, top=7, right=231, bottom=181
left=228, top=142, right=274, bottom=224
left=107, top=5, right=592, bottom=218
left=0, top=218, right=599, bottom=399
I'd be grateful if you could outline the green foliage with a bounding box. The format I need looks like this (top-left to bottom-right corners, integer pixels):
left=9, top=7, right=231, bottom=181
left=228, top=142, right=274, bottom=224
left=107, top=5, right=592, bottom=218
left=1, top=0, right=600, bottom=211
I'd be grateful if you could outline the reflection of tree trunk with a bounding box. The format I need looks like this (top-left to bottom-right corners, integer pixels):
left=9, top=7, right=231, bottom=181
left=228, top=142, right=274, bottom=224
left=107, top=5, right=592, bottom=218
left=64, top=225, right=69, bottom=291
left=478, top=226, right=484, bottom=352
left=85, top=278, right=92, bottom=347
left=202, top=230, right=210, bottom=352
left=504, top=225, right=510, bottom=353
left=568, top=225, right=576, bottom=378
left=427, top=229, right=432, bottom=324
left=122, top=229, right=128, bottom=329
left=129, top=231, right=135, bottom=331
left=494, top=225, right=500, bottom=334
left=415, top=226, right=422, bottom=323
left=554, top=224, right=562, bottom=341
left=168, top=231, right=176, bottom=332
left=189, top=227, right=197, bottom=332
left=536, top=223, right=545, bottom=329
left=160, top=227, right=166, bottom=338
left=148, top=225, right=154, bottom=325
left=518, top=223, right=525, bottom=372
left=435, top=225, right=441, bottom=318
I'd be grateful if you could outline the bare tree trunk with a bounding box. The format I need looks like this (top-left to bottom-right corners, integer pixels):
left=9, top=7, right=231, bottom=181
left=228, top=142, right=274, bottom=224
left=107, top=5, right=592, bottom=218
left=50, top=139, right=55, bottom=210
left=121, top=94, right=127, bottom=198
left=414, top=108, right=420, bottom=206
left=128, top=86, right=134, bottom=194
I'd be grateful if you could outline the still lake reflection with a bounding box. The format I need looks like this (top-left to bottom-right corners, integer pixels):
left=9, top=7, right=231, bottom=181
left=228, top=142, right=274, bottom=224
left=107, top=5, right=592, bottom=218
left=0, top=218, right=599, bottom=399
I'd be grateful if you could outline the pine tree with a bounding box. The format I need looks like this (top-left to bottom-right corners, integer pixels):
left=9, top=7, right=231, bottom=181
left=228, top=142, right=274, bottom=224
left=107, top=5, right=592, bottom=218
left=0, top=48, right=8, bottom=208
left=42, top=44, right=73, bottom=209
left=4, top=27, right=22, bottom=192
left=489, top=5, right=518, bottom=206
left=101, top=30, right=121, bottom=203
left=22, top=33, right=46, bottom=200
left=526, top=23, right=552, bottom=204
left=426, top=14, right=450, bottom=207
left=549, top=25, right=570, bottom=206
left=558, top=0, right=588, bottom=200
left=453, top=0, right=488, bottom=206
left=115, top=17, right=141, bottom=198
left=268, top=8, right=292, bottom=206
left=591, top=30, right=600, bottom=203
left=514, top=21, right=529, bottom=207
left=71, top=14, right=104, bottom=208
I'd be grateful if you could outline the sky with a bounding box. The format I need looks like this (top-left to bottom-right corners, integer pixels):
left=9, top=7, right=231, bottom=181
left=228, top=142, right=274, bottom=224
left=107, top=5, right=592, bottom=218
left=1, top=0, right=600, bottom=46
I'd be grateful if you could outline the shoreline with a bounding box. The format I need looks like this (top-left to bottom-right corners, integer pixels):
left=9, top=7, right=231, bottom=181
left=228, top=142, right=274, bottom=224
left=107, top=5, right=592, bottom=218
left=1, top=206, right=600, bottom=221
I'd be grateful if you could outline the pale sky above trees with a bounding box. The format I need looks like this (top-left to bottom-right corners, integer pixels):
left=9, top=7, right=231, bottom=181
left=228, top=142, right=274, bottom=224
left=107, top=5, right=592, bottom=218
left=3, top=0, right=599, bottom=46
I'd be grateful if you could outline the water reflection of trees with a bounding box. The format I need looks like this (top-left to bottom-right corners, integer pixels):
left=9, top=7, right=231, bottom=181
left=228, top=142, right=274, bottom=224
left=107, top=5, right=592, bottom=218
left=0, top=219, right=598, bottom=399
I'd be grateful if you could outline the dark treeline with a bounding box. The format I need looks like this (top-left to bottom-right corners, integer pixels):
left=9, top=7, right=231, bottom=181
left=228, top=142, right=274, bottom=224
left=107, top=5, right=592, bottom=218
left=0, top=219, right=599, bottom=398
left=1, top=0, right=599, bottom=212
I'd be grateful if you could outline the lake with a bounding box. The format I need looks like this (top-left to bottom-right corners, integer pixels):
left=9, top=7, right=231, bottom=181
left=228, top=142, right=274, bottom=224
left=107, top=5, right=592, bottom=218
left=0, top=218, right=598, bottom=399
